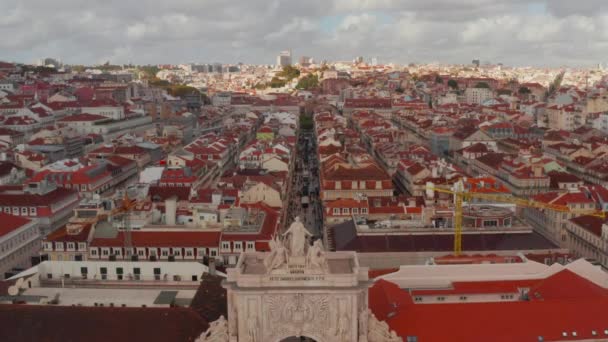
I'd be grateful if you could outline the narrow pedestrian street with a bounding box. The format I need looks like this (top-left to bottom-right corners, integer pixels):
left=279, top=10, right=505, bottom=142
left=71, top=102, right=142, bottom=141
left=284, top=130, right=323, bottom=240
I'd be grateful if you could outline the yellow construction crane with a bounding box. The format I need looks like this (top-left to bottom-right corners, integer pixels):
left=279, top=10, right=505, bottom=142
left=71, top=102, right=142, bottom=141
left=426, top=181, right=606, bottom=255
left=111, top=191, right=139, bottom=259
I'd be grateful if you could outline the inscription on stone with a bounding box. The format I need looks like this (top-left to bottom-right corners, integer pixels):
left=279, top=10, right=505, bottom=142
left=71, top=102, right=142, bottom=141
left=269, top=275, right=325, bottom=281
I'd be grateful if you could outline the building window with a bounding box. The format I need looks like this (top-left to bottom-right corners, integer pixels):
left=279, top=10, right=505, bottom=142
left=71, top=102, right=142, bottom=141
left=342, top=208, right=349, bottom=215
left=20, top=207, right=27, bottom=215
left=361, top=208, right=368, bottom=214
left=67, top=243, right=75, bottom=250
left=352, top=208, right=359, bottom=214
left=222, top=242, right=230, bottom=250
left=333, top=208, right=340, bottom=215
left=210, top=249, right=217, bottom=257
left=29, top=207, right=36, bottom=216
left=483, top=220, right=498, bottom=227
left=186, top=249, right=193, bottom=257
left=91, top=249, right=98, bottom=256
left=162, top=250, right=169, bottom=257
left=247, top=242, right=254, bottom=250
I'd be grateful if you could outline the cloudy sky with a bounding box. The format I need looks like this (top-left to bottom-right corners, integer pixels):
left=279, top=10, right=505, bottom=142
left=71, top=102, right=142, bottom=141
left=1, top=0, right=607, bottom=67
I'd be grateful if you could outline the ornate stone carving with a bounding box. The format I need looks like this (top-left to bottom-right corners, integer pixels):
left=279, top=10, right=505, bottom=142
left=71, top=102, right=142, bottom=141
left=358, top=308, right=369, bottom=341
left=335, top=307, right=350, bottom=340
left=367, top=309, right=402, bottom=342
left=197, top=315, right=229, bottom=342
left=264, top=294, right=331, bottom=340
left=282, top=216, right=312, bottom=257
left=246, top=315, right=258, bottom=342
left=306, top=239, right=327, bottom=272
left=264, top=235, right=289, bottom=272
left=228, top=293, right=237, bottom=338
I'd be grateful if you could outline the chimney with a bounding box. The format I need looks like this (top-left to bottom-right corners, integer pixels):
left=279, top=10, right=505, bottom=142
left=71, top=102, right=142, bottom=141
left=165, top=196, right=177, bottom=225
left=533, top=165, right=543, bottom=178
left=209, top=258, right=216, bottom=275
left=408, top=198, right=416, bottom=207
left=211, top=191, right=222, bottom=206
left=426, top=182, right=435, bottom=199
left=602, top=224, right=608, bottom=241
left=431, top=166, right=438, bottom=178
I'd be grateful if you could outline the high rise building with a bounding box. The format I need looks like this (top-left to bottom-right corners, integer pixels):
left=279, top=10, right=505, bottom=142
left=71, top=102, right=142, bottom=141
left=299, top=56, right=313, bottom=66
left=276, top=50, right=292, bottom=67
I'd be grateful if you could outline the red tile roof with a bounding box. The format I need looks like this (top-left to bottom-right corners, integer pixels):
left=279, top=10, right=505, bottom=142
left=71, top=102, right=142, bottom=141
left=0, top=212, right=31, bottom=237
left=45, top=223, right=92, bottom=243
left=90, top=230, right=221, bottom=248
left=59, top=113, right=108, bottom=122
left=0, top=186, right=78, bottom=207
left=0, top=305, right=207, bottom=342
left=369, top=270, right=608, bottom=342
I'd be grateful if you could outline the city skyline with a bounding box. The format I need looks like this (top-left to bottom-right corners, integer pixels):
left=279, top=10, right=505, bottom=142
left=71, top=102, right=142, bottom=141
left=2, top=0, right=607, bottom=67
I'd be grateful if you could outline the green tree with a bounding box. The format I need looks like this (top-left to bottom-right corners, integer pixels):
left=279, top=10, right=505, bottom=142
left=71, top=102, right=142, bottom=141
left=435, top=75, right=443, bottom=84
left=269, top=77, right=286, bottom=88
left=300, top=113, right=314, bottom=130
left=70, top=65, right=87, bottom=73
left=518, top=86, right=531, bottom=95
left=167, top=85, right=199, bottom=97
left=447, top=79, right=458, bottom=89
left=276, top=65, right=300, bottom=81
left=296, top=74, right=319, bottom=90
left=139, top=65, right=160, bottom=79
left=148, top=78, right=171, bottom=87
left=395, top=87, right=404, bottom=94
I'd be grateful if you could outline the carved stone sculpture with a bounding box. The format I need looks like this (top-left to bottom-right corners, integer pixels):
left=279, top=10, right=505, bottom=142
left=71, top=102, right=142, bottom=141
left=306, top=239, right=326, bottom=272
left=367, top=309, right=402, bottom=342
left=264, top=235, right=288, bottom=272
left=197, top=315, right=229, bottom=342
left=282, top=216, right=312, bottom=257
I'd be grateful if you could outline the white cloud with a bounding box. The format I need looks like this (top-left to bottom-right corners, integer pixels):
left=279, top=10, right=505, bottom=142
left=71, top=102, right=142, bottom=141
left=0, top=0, right=606, bottom=66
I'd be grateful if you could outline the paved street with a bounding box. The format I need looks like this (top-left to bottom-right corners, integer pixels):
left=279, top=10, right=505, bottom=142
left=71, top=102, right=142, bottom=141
left=284, top=130, right=323, bottom=240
